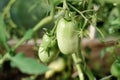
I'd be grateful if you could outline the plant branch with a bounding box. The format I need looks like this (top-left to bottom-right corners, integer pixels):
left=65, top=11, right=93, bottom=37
left=68, top=3, right=88, bottom=21
left=33, top=16, right=53, bottom=32
left=72, top=53, right=84, bottom=80
left=12, top=36, right=26, bottom=51
left=63, top=0, right=69, bottom=10
left=100, top=75, right=112, bottom=80
left=71, top=36, right=85, bottom=80
left=0, top=53, right=11, bottom=65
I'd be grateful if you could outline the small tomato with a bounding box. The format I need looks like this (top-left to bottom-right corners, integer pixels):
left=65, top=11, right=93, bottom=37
left=38, top=34, right=59, bottom=63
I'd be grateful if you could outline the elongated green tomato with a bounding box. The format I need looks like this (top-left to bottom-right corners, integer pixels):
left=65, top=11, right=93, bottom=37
left=38, top=34, right=59, bottom=63
left=56, top=18, right=78, bottom=54
left=110, top=60, right=120, bottom=77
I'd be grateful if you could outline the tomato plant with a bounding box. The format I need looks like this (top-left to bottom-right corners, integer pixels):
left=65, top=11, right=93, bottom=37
left=1, top=0, right=120, bottom=80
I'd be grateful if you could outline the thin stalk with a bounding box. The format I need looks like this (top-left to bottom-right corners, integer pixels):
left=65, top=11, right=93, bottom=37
left=71, top=37, right=84, bottom=80
left=33, top=16, right=53, bottom=32
left=12, top=36, right=26, bottom=51
left=72, top=53, right=84, bottom=80
left=50, top=20, right=58, bottom=35
left=68, top=3, right=89, bottom=34
left=78, top=38, right=84, bottom=63
left=0, top=53, right=10, bottom=65
left=68, top=3, right=88, bottom=21
left=54, top=9, right=65, bottom=20
left=63, top=0, right=69, bottom=10
left=95, top=26, right=105, bottom=39
left=100, top=75, right=112, bottom=80
left=49, top=0, right=54, bottom=18
left=81, top=9, right=94, bottom=13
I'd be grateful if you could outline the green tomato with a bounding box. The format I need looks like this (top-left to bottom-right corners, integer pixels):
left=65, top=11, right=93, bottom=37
left=38, top=47, right=59, bottom=63
left=56, top=18, right=78, bottom=55
left=110, top=60, right=120, bottom=77
left=48, top=58, right=65, bottom=72
left=38, top=34, right=59, bottom=63
left=45, top=58, right=65, bottom=79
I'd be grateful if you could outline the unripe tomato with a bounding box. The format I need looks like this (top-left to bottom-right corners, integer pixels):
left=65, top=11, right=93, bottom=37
left=39, top=47, right=58, bottom=63
left=45, top=58, right=65, bottom=79
left=45, top=69, right=55, bottom=79
left=38, top=34, right=59, bottom=63
left=48, top=58, right=65, bottom=72
left=56, top=18, right=78, bottom=54
left=110, top=59, right=120, bottom=77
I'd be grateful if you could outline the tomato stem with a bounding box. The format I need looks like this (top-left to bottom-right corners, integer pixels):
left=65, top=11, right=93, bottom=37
left=68, top=3, right=88, bottom=21
left=72, top=53, right=84, bottom=80
left=12, top=35, right=26, bottom=51
left=0, top=53, right=11, bottom=65
left=72, top=33, right=95, bottom=80
left=63, top=0, right=69, bottom=10
left=49, top=0, right=55, bottom=18
left=33, top=16, right=53, bottom=32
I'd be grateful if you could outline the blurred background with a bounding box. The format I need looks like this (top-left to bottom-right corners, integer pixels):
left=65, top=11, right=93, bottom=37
left=0, top=0, right=120, bottom=80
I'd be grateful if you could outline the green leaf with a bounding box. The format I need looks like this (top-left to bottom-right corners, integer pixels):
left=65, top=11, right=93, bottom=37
left=0, top=13, right=7, bottom=45
left=10, top=53, right=48, bottom=74
left=10, top=52, right=25, bottom=67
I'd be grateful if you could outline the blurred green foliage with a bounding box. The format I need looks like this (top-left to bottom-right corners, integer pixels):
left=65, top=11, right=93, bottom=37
left=0, top=0, right=9, bottom=12
left=10, top=0, right=49, bottom=28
